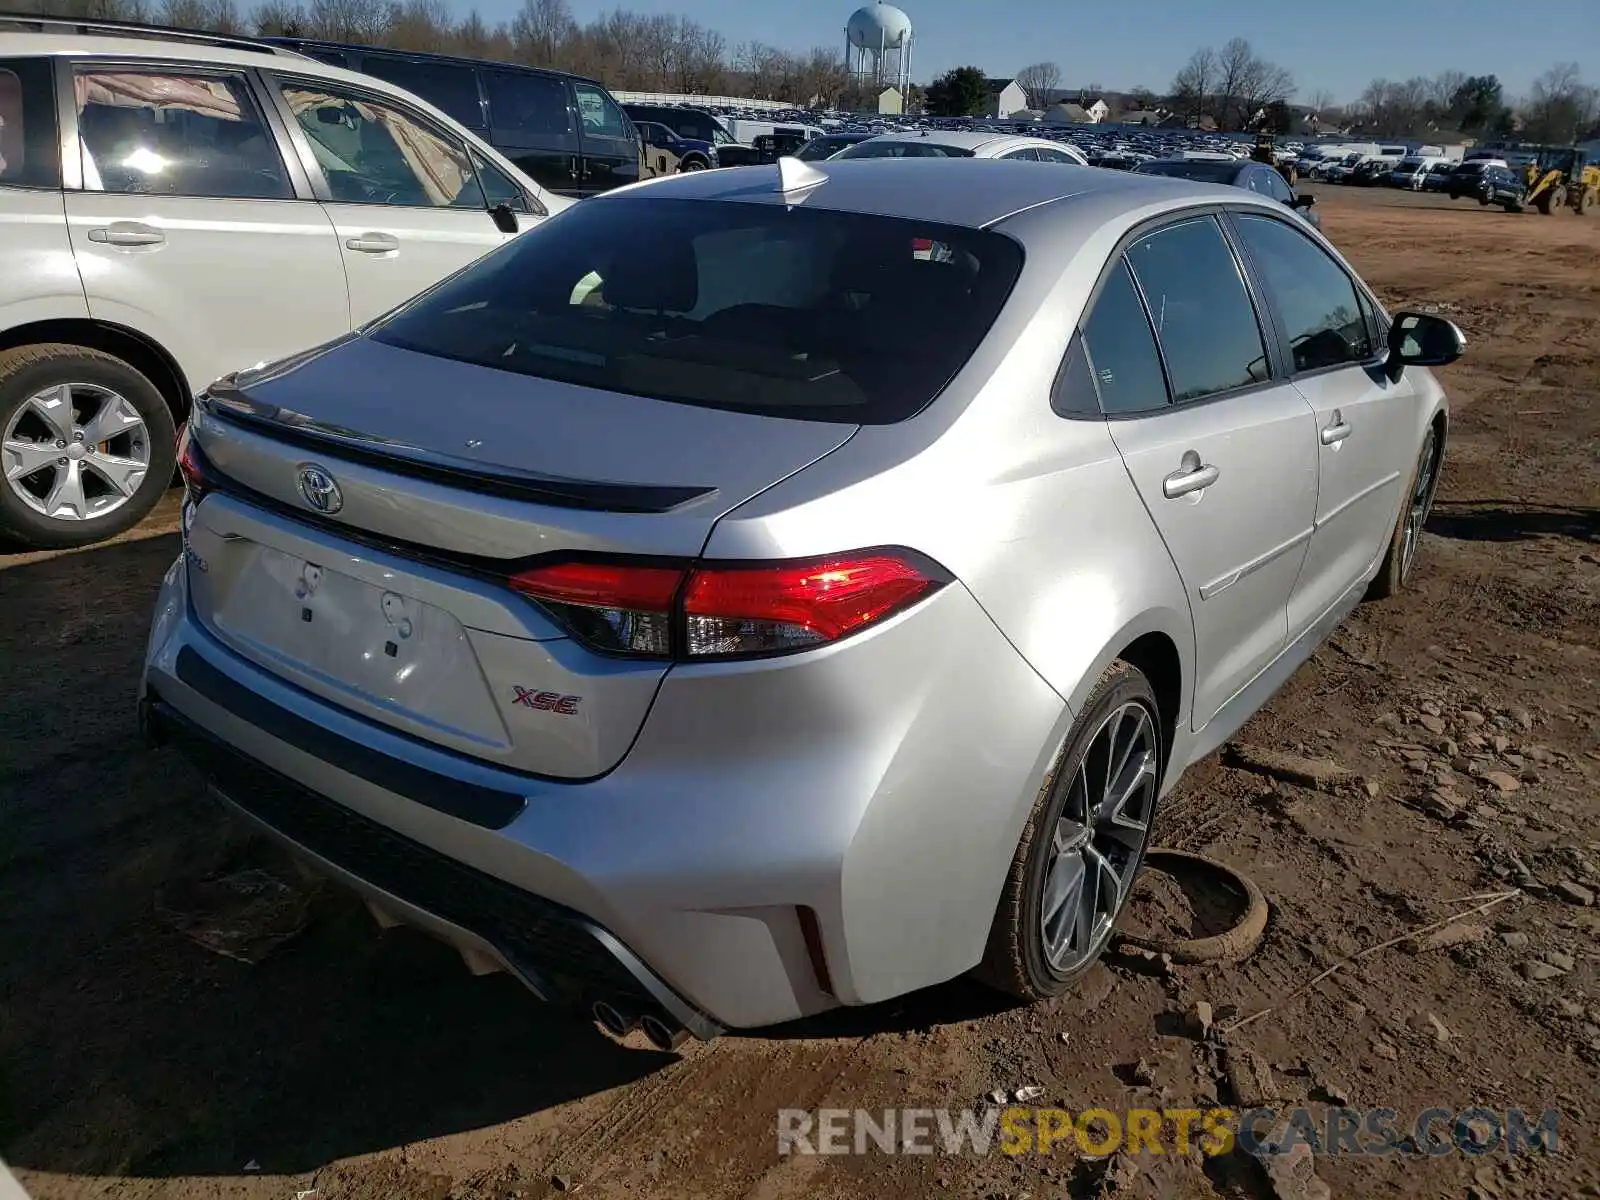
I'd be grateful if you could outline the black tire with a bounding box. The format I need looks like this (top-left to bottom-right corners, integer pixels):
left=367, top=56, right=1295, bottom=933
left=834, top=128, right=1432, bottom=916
left=679, top=156, right=709, bottom=171
left=976, top=660, right=1163, bottom=1000
left=0, top=343, right=176, bottom=549
left=1366, top=422, right=1442, bottom=601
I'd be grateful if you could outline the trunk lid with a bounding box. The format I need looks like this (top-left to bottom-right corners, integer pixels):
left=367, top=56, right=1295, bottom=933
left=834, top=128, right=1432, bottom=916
left=184, top=337, right=857, bottom=779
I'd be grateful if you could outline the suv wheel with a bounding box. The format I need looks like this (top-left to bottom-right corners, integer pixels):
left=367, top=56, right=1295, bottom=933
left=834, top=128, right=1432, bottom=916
left=977, top=661, right=1162, bottom=999
left=0, top=344, right=176, bottom=549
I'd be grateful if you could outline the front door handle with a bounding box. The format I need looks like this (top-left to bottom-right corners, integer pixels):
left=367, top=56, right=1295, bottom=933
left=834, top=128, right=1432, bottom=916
left=1163, top=450, right=1220, bottom=499
left=345, top=232, right=399, bottom=254
left=86, top=222, right=164, bottom=247
left=1321, top=410, right=1353, bottom=445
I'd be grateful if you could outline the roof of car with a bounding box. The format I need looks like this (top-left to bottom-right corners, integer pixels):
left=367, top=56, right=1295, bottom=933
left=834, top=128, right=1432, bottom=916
left=859, top=130, right=1026, bottom=151
left=0, top=29, right=361, bottom=74
left=602, top=157, right=1276, bottom=230
left=262, top=36, right=608, bottom=80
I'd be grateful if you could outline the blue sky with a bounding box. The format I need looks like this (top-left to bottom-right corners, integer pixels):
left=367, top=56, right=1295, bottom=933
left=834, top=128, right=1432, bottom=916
left=475, top=0, right=1597, bottom=104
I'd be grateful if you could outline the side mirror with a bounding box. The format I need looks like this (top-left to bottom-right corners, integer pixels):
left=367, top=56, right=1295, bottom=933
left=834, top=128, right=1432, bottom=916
left=489, top=202, right=519, bottom=234
left=1384, top=311, right=1465, bottom=382
left=1291, top=193, right=1315, bottom=209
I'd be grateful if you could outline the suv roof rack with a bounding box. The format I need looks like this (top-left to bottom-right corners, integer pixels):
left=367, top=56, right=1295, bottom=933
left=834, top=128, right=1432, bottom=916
left=0, top=13, right=313, bottom=58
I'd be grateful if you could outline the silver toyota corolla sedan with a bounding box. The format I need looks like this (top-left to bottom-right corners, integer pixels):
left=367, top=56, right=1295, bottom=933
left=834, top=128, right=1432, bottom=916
left=140, top=157, right=1463, bottom=1049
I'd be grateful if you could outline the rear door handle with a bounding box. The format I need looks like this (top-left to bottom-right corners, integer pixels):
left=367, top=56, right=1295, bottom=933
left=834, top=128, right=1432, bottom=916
left=1320, top=411, right=1353, bottom=445
left=345, top=232, right=399, bottom=254
left=1163, top=450, right=1220, bottom=499
left=86, top=222, right=164, bottom=247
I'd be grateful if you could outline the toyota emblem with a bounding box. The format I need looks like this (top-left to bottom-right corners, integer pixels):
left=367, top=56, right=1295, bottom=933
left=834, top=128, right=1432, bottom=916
left=296, top=463, right=343, bottom=514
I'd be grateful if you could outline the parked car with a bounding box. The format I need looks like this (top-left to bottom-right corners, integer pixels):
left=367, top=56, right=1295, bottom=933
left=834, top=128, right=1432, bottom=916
left=1133, top=157, right=1321, bottom=228
left=1389, top=158, right=1450, bottom=190
left=1477, top=165, right=1527, bottom=212
left=265, top=37, right=642, bottom=196
left=832, top=130, right=1090, bottom=164
left=1437, top=159, right=1508, bottom=198
left=635, top=120, right=716, bottom=172
left=793, top=131, right=874, bottom=161
left=0, top=19, right=564, bottom=548
left=143, top=157, right=1461, bottom=1046
left=1350, top=158, right=1395, bottom=186
left=621, top=103, right=756, bottom=166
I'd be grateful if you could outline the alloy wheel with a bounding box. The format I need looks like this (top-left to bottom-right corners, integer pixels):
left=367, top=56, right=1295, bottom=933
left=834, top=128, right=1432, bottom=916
left=2, top=382, right=151, bottom=523
left=1400, top=429, right=1438, bottom=583
left=1039, top=701, right=1160, bottom=974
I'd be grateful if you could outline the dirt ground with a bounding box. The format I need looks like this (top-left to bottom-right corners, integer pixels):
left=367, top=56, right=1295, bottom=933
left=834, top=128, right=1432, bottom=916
left=3, top=184, right=1598, bottom=1200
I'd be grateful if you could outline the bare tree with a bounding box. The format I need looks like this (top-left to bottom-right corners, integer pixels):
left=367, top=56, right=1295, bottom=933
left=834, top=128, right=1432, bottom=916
left=511, top=0, right=574, bottom=68
left=1523, top=62, right=1600, bottom=144
left=305, top=0, right=388, bottom=42
left=1171, top=47, right=1216, bottom=126
left=1014, top=61, right=1061, bottom=112
left=386, top=0, right=450, bottom=51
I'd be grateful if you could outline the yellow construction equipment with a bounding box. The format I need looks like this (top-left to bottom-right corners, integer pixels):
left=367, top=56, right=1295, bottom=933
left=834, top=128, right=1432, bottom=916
left=1524, top=146, right=1600, bottom=216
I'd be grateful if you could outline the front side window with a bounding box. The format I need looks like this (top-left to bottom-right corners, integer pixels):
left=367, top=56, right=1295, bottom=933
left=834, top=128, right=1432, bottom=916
left=75, top=67, right=290, bottom=199
left=371, top=197, right=1025, bottom=424
left=999, top=148, right=1038, bottom=161
left=1234, top=214, right=1372, bottom=373
left=358, top=57, right=483, bottom=130
left=471, top=149, right=539, bottom=215
left=572, top=82, right=626, bottom=138
left=0, top=57, right=60, bottom=189
left=1125, top=216, right=1269, bottom=403
left=487, top=71, right=571, bottom=136
left=279, top=80, right=483, bottom=209
left=1080, top=259, right=1169, bottom=414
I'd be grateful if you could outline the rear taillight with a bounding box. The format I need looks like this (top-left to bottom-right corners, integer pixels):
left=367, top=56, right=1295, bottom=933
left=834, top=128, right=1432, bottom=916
left=508, top=549, right=947, bottom=661
left=176, top=423, right=211, bottom=503
left=509, top=560, right=680, bottom=656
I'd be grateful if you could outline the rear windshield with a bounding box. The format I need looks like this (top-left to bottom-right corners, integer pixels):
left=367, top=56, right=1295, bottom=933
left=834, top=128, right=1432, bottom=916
left=370, top=196, right=1024, bottom=424
left=832, top=140, right=976, bottom=159
left=1137, top=160, right=1238, bottom=183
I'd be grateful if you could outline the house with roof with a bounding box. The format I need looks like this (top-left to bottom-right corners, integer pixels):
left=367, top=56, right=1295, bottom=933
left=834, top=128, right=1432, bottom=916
left=1044, top=102, right=1091, bottom=125
left=986, top=77, right=1030, bottom=119
left=1077, top=95, right=1111, bottom=123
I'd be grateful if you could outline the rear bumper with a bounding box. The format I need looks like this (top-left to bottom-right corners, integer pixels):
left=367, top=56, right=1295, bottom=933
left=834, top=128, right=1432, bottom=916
left=141, top=693, right=721, bottom=1039
left=141, top=551, right=1068, bottom=1029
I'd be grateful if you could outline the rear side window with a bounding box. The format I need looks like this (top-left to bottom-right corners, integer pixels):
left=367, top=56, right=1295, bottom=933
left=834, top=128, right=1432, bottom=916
left=487, top=71, right=571, bottom=136
left=1234, top=214, right=1372, bottom=372
left=0, top=57, right=59, bottom=189
left=1080, top=259, right=1168, bottom=414
left=75, top=68, right=291, bottom=200
left=359, top=57, right=483, bottom=131
left=371, top=197, right=1025, bottom=424
left=1125, top=216, right=1269, bottom=402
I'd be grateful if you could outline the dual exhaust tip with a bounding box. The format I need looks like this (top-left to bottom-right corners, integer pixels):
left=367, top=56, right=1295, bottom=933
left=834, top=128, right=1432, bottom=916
left=593, top=999, right=690, bottom=1052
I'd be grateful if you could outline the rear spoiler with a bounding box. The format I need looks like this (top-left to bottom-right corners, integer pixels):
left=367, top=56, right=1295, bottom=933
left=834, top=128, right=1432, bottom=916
left=198, top=386, right=717, bottom=515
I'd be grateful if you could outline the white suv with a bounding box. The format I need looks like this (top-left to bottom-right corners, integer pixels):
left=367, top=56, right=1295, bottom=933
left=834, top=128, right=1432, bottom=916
left=0, top=21, right=566, bottom=548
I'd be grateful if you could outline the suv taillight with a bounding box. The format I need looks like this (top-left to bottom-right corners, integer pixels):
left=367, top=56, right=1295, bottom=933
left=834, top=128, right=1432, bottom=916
left=509, top=550, right=948, bottom=661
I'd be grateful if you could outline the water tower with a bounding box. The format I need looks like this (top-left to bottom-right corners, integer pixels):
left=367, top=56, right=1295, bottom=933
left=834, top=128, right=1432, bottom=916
left=845, top=2, right=913, bottom=96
